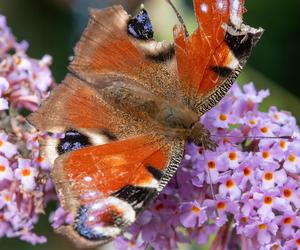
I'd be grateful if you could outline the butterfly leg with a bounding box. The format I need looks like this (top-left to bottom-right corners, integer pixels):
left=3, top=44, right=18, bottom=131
left=188, top=123, right=217, bottom=151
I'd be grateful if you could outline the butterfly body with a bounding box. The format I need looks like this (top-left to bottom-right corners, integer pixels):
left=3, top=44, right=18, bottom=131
left=29, top=1, right=263, bottom=248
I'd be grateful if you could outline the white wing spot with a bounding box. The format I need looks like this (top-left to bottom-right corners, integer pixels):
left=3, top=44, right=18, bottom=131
left=217, top=0, right=227, bottom=11
left=93, top=225, right=121, bottom=236
left=230, top=0, right=242, bottom=26
left=200, top=3, right=208, bottom=13
left=88, top=215, right=95, bottom=222
left=88, top=191, right=97, bottom=197
left=83, top=176, right=92, bottom=182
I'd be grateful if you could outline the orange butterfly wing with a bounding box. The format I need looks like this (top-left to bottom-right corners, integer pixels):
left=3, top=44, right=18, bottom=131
left=52, top=135, right=183, bottom=247
left=69, top=6, right=186, bottom=105
left=174, top=0, right=263, bottom=113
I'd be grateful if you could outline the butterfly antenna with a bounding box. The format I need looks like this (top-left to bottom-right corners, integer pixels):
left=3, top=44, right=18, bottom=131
left=211, top=134, right=293, bottom=140
left=165, top=0, right=189, bottom=37
left=203, top=151, right=220, bottom=219
left=207, top=170, right=220, bottom=219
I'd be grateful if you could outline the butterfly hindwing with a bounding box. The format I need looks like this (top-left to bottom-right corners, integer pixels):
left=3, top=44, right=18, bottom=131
left=28, top=72, right=186, bottom=247
left=51, top=135, right=184, bottom=247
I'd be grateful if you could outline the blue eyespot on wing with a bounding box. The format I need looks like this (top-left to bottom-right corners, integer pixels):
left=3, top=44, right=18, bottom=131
left=127, top=9, right=153, bottom=40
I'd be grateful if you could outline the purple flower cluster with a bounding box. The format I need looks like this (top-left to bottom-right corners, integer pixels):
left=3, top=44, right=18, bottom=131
left=0, top=16, right=54, bottom=112
left=115, top=83, right=300, bottom=250
left=0, top=15, right=57, bottom=244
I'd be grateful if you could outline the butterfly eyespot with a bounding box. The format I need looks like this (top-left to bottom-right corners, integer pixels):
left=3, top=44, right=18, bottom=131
left=57, top=130, right=91, bottom=155
left=75, top=197, right=135, bottom=241
left=75, top=206, right=111, bottom=241
left=127, top=9, right=153, bottom=40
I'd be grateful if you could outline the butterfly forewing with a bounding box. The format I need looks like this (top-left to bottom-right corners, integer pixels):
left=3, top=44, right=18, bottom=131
left=69, top=6, right=188, bottom=107
left=174, top=0, right=263, bottom=114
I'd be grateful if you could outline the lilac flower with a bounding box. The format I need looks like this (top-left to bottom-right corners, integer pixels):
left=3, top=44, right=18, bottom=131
left=179, top=201, right=207, bottom=228
left=49, top=207, right=74, bottom=229
left=0, top=156, right=13, bottom=182
left=0, top=15, right=57, bottom=244
left=115, top=82, right=300, bottom=250
left=0, top=15, right=54, bottom=112
left=0, top=77, right=9, bottom=110
left=14, top=159, right=38, bottom=192
left=0, top=16, right=16, bottom=55
left=286, top=230, right=300, bottom=250
left=244, top=220, right=278, bottom=245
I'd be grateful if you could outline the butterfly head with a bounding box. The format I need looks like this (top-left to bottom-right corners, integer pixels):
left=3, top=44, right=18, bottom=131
left=188, top=123, right=218, bottom=151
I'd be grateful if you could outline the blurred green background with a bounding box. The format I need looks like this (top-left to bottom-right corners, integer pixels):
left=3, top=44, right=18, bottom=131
left=0, top=0, right=299, bottom=249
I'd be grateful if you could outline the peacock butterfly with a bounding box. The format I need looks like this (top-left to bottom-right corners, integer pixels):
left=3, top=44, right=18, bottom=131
left=28, top=0, right=263, bottom=248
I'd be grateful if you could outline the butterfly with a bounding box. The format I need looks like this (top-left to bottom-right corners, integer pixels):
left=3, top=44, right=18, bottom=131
left=28, top=0, right=263, bottom=248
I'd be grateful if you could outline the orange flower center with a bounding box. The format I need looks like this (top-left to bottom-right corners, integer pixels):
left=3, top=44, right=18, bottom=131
left=15, top=57, right=21, bottom=65
left=0, top=165, right=6, bottom=172
left=272, top=244, right=280, bottom=250
left=263, top=172, right=273, bottom=181
left=37, top=156, right=44, bottom=163
left=4, top=195, right=11, bottom=202
left=264, top=196, right=273, bottom=205
left=207, top=161, right=216, bottom=169
left=241, top=217, right=248, bottom=224
left=262, top=151, right=270, bottom=159
left=226, top=179, right=234, bottom=189
left=249, top=119, right=256, bottom=125
left=283, top=217, right=293, bottom=225
left=260, top=127, right=269, bottom=133
left=127, top=242, right=135, bottom=247
left=243, top=167, right=251, bottom=176
left=0, top=140, right=3, bottom=147
left=223, top=138, right=230, bottom=144
left=191, top=206, right=201, bottom=213
left=258, top=223, right=267, bottom=230
left=228, top=152, right=237, bottom=161
left=217, top=202, right=226, bottom=210
left=273, top=114, right=279, bottom=120
left=288, top=154, right=296, bottom=162
left=219, top=113, right=227, bottom=121
left=296, top=238, right=300, bottom=246
left=279, top=140, right=286, bottom=149
left=21, top=168, right=31, bottom=177
left=283, top=188, right=292, bottom=198
left=155, top=203, right=164, bottom=211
